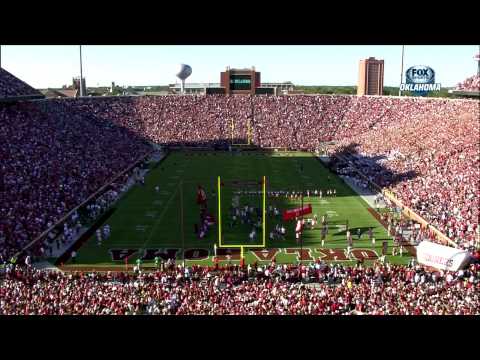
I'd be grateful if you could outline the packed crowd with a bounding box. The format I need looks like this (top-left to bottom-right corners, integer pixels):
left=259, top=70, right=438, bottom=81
left=0, top=100, right=152, bottom=261
left=39, top=176, right=131, bottom=259
left=455, top=74, right=480, bottom=92
left=0, top=68, right=42, bottom=98
left=1, top=94, right=478, bottom=261
left=328, top=98, right=479, bottom=250
left=1, top=262, right=479, bottom=315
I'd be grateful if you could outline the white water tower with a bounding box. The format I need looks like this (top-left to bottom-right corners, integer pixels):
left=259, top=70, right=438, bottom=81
left=176, top=64, right=192, bottom=94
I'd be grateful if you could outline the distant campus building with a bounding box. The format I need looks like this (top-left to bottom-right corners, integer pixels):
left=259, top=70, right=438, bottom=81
left=168, top=67, right=294, bottom=95
left=168, top=83, right=220, bottom=95
left=357, top=57, right=384, bottom=96
left=41, top=77, right=87, bottom=98
left=72, top=77, right=87, bottom=96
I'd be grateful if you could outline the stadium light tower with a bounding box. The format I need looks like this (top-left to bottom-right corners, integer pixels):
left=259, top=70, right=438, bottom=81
left=176, top=64, right=192, bottom=94
left=399, top=45, right=405, bottom=96
left=79, top=45, right=84, bottom=97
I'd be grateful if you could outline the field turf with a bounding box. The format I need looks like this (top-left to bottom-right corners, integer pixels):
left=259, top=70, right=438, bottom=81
left=70, top=151, right=412, bottom=267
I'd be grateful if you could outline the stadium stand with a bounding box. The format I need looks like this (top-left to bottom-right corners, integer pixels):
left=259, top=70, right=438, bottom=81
left=328, top=98, right=479, bottom=251
left=455, top=74, right=480, bottom=92
left=0, top=100, right=151, bottom=262
left=0, top=69, right=479, bottom=315
left=1, top=94, right=479, bottom=264
left=1, top=263, right=479, bottom=315
left=0, top=68, right=44, bottom=100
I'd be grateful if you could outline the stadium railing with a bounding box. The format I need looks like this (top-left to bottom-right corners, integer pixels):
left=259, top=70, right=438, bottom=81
left=168, top=145, right=215, bottom=151
left=261, top=147, right=291, bottom=152
left=380, top=190, right=457, bottom=248
left=15, top=150, right=154, bottom=259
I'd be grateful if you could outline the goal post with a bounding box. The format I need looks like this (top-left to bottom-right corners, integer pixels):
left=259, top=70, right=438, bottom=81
left=217, top=175, right=267, bottom=260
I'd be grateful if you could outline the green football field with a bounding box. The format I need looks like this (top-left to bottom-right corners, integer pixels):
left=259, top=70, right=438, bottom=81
left=69, top=151, right=412, bottom=268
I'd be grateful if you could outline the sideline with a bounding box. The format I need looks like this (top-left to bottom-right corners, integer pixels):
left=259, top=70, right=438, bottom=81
left=51, top=152, right=169, bottom=265
left=316, top=155, right=385, bottom=209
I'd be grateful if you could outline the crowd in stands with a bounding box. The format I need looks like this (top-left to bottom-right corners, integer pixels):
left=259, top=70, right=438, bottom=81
left=1, top=94, right=479, bottom=263
left=0, top=68, right=42, bottom=99
left=1, top=262, right=479, bottom=315
left=0, top=100, right=152, bottom=262
left=40, top=178, right=131, bottom=259
left=455, top=74, right=480, bottom=92
left=329, top=98, right=479, bottom=250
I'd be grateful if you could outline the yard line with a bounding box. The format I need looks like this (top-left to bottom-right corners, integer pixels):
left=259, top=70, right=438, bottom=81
left=140, top=179, right=181, bottom=250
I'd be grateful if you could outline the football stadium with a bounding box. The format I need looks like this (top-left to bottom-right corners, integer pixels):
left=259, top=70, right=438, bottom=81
left=0, top=46, right=479, bottom=315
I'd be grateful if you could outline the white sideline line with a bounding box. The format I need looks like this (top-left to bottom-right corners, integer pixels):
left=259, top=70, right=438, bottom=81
left=339, top=175, right=385, bottom=209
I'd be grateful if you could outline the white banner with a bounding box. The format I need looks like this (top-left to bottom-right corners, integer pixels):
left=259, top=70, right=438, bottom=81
left=416, top=241, right=471, bottom=271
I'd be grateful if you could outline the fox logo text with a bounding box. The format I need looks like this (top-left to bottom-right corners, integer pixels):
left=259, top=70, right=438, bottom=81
left=400, top=65, right=441, bottom=96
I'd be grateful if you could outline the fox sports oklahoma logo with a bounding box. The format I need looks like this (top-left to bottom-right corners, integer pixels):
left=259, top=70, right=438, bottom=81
left=400, top=65, right=441, bottom=96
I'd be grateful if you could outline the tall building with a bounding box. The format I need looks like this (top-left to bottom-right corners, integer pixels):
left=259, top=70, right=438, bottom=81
left=72, top=77, right=87, bottom=96
left=357, top=57, right=384, bottom=95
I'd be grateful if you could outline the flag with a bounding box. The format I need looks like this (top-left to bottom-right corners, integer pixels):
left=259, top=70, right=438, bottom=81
left=295, top=219, right=303, bottom=233
left=196, top=186, right=207, bottom=204
left=282, top=204, right=312, bottom=221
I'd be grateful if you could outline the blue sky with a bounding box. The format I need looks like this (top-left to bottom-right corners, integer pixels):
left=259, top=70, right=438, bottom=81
left=1, top=45, right=478, bottom=88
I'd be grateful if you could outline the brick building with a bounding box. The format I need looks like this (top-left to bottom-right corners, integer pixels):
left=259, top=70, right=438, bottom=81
left=357, top=57, right=384, bottom=95
left=220, top=67, right=261, bottom=95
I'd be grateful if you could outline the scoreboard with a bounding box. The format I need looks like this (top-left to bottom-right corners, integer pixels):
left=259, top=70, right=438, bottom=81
left=230, top=75, right=252, bottom=91
left=221, top=67, right=261, bottom=95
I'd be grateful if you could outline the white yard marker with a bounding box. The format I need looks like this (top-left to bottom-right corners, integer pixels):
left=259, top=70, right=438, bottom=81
left=326, top=210, right=339, bottom=217
left=141, top=182, right=180, bottom=250
left=145, top=211, right=158, bottom=218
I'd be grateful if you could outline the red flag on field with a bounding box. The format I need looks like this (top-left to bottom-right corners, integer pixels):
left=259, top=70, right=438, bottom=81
left=295, top=219, right=303, bottom=233
left=282, top=204, right=312, bottom=221
left=196, top=186, right=207, bottom=205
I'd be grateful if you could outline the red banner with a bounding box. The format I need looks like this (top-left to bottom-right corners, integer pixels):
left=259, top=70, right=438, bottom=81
left=282, top=204, right=312, bottom=221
